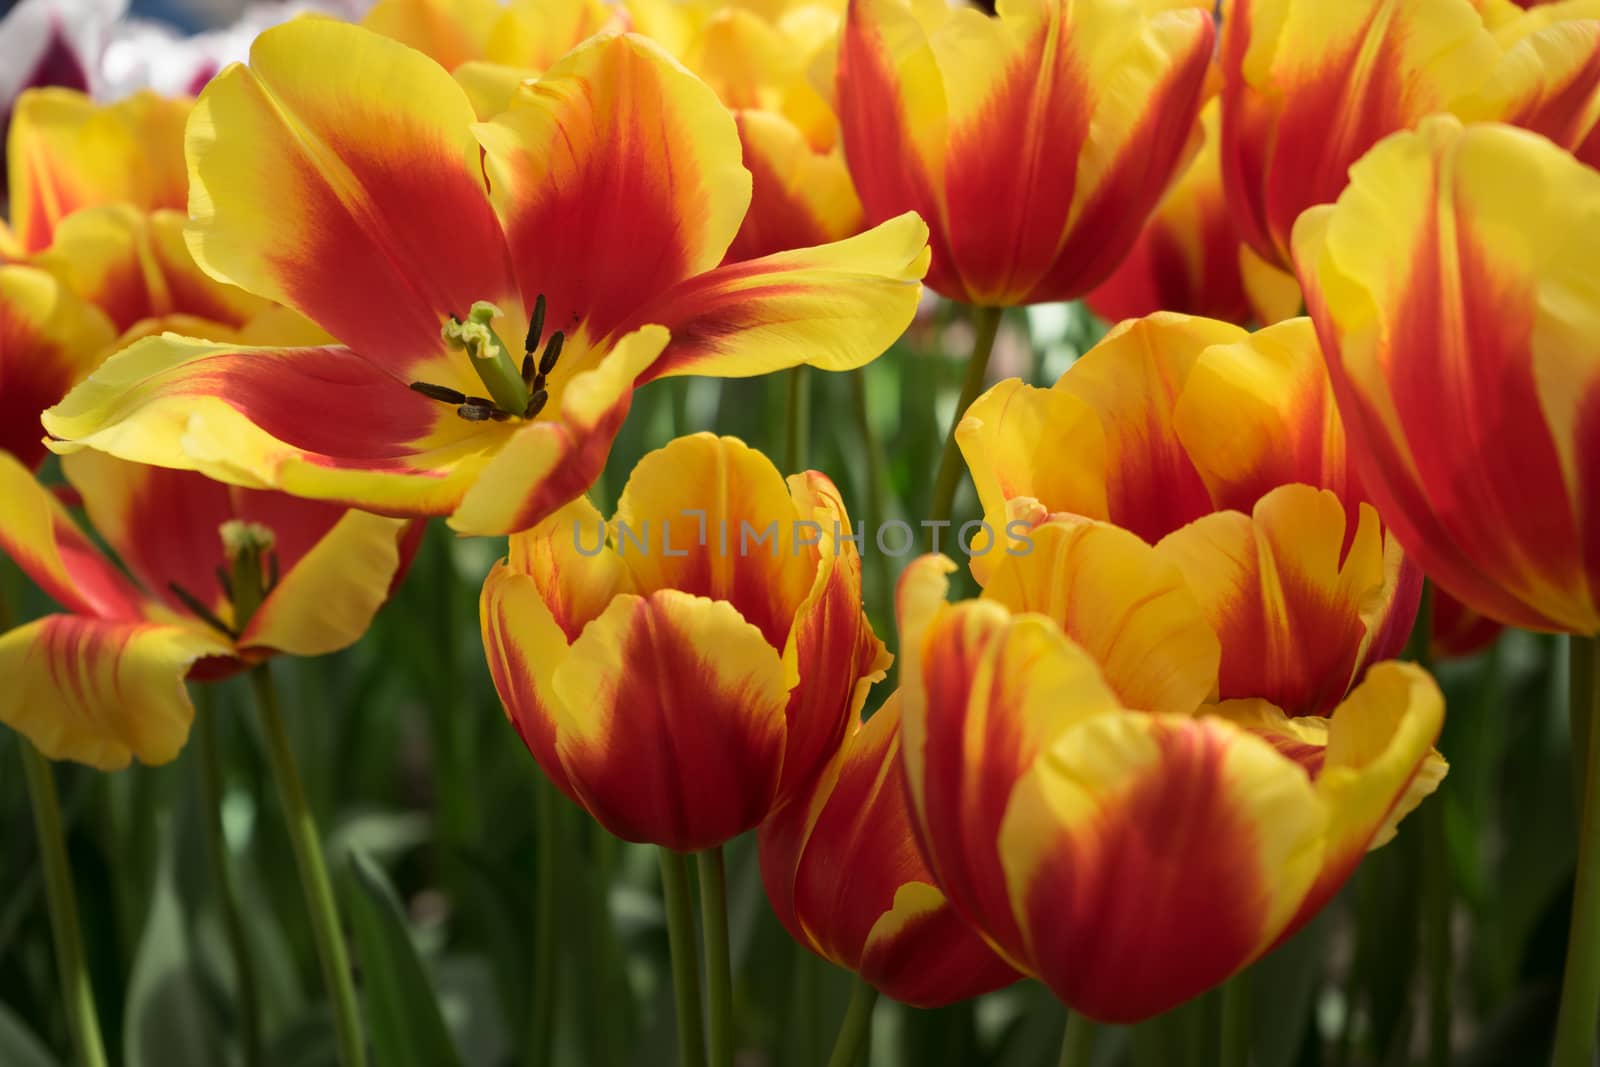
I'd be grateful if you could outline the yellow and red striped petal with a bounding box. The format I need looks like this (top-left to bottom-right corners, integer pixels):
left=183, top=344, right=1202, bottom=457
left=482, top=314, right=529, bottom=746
left=839, top=0, right=1213, bottom=305
left=0, top=264, right=115, bottom=468
left=1087, top=99, right=1260, bottom=325
left=480, top=553, right=588, bottom=806
left=636, top=212, right=929, bottom=381
left=550, top=589, right=793, bottom=851
left=186, top=19, right=516, bottom=379
left=1171, top=317, right=1359, bottom=515
left=1053, top=313, right=1246, bottom=542
left=484, top=0, right=623, bottom=68
left=507, top=495, right=632, bottom=643
left=240, top=509, right=410, bottom=657
left=1432, top=587, right=1505, bottom=658
left=1219, top=0, right=1499, bottom=269
left=43, top=335, right=514, bottom=519
left=474, top=33, right=749, bottom=342
left=449, top=325, right=668, bottom=535
left=0, top=451, right=149, bottom=620
left=1239, top=243, right=1305, bottom=326
left=36, top=207, right=269, bottom=338
left=1470, top=9, right=1600, bottom=166
left=1293, top=115, right=1600, bottom=633
left=896, top=554, right=1124, bottom=964
left=723, top=110, right=864, bottom=263
left=0, top=615, right=230, bottom=769
left=978, top=516, right=1220, bottom=714
left=998, top=711, right=1325, bottom=1022
left=6, top=88, right=189, bottom=255
left=1155, top=486, right=1406, bottom=714
left=757, top=694, right=1020, bottom=1008
left=1216, top=661, right=1446, bottom=937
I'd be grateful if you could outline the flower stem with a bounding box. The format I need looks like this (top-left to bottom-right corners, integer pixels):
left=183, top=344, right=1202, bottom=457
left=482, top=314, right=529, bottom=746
left=1553, top=633, right=1600, bottom=1067
left=20, top=740, right=108, bottom=1067
left=1406, top=580, right=1452, bottom=1067
left=250, top=664, right=367, bottom=1067
left=850, top=367, right=893, bottom=623
left=526, top=776, right=560, bottom=1066
left=1057, top=1012, right=1097, bottom=1067
left=658, top=849, right=708, bottom=1067
left=1219, top=971, right=1250, bottom=1067
left=825, top=976, right=878, bottom=1067
left=927, top=305, right=1002, bottom=550
left=786, top=366, right=811, bottom=472
left=197, top=699, right=262, bottom=1067
left=697, top=849, right=733, bottom=1067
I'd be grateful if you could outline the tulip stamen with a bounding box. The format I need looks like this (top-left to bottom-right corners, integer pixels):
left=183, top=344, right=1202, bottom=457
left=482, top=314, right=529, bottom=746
left=168, top=580, right=239, bottom=639
left=420, top=296, right=568, bottom=423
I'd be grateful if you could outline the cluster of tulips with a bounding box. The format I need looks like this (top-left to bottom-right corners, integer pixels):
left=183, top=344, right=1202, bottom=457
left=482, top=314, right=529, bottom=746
left=1, top=0, right=1598, bottom=1063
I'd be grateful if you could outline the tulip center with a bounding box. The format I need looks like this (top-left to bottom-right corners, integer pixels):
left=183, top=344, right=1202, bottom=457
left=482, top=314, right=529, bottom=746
left=410, top=294, right=566, bottom=423
left=166, top=520, right=281, bottom=640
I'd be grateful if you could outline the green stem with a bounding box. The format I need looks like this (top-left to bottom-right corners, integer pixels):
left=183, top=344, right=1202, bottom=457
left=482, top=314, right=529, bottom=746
left=1573, top=636, right=1594, bottom=819
left=20, top=741, right=107, bottom=1067
left=824, top=976, right=879, bottom=1067
left=1057, top=1012, right=1097, bottom=1067
left=1405, top=580, right=1451, bottom=1067
left=786, top=366, right=812, bottom=472
left=526, top=777, right=559, bottom=1066
left=250, top=665, right=367, bottom=1067
left=849, top=367, right=893, bottom=625
left=197, top=700, right=262, bottom=1067
left=1553, top=633, right=1600, bottom=1067
left=1219, top=972, right=1250, bottom=1067
left=927, top=305, right=1002, bottom=549
left=697, top=849, right=733, bottom=1067
left=658, top=849, right=708, bottom=1067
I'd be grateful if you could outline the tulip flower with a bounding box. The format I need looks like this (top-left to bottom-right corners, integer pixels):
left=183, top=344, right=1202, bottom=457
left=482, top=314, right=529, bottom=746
left=1294, top=116, right=1599, bottom=634
left=41, top=21, right=928, bottom=536
left=5, top=86, right=189, bottom=254
left=896, top=539, right=1446, bottom=1022
left=480, top=433, right=888, bottom=852
left=836, top=0, right=1215, bottom=306
left=0, top=448, right=412, bottom=769
left=758, top=692, right=1020, bottom=1007
left=957, top=312, right=1420, bottom=714
left=1087, top=98, right=1301, bottom=327
left=1458, top=0, right=1600, bottom=169
left=0, top=265, right=114, bottom=467
left=1219, top=0, right=1513, bottom=271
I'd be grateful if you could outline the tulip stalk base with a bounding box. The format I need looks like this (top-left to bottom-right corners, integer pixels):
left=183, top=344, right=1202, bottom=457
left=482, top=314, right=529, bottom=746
left=698, top=848, right=734, bottom=1067
left=927, top=305, right=1002, bottom=549
left=1058, top=1012, right=1096, bottom=1067
left=1553, top=633, right=1600, bottom=1067
left=251, top=666, right=368, bottom=1067
left=197, top=703, right=263, bottom=1067
left=20, top=740, right=108, bottom=1067
left=527, top=776, right=560, bottom=1066
left=1219, top=971, right=1250, bottom=1067
left=658, top=849, right=708, bottom=1067
left=824, top=977, right=879, bottom=1067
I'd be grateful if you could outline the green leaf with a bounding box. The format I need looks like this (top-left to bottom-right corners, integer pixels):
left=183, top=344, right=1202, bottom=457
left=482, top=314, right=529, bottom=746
left=0, top=1002, right=59, bottom=1067
left=1250, top=909, right=1331, bottom=1067
left=123, top=832, right=221, bottom=1067
left=342, top=848, right=465, bottom=1067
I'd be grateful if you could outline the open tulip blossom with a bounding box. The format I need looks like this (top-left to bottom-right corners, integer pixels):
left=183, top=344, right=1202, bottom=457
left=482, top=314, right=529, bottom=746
left=4, top=1, right=1600, bottom=1066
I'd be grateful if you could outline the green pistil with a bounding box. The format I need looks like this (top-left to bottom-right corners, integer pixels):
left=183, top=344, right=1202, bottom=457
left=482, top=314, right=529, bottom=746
left=442, top=301, right=531, bottom=417
left=223, top=520, right=276, bottom=632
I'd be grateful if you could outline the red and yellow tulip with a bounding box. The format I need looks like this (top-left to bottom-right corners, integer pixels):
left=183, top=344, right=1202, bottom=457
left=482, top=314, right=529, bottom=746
left=6, top=86, right=189, bottom=255
left=39, top=21, right=928, bottom=536
left=0, top=449, right=413, bottom=769
left=958, top=313, right=1420, bottom=714
left=1294, top=116, right=1600, bottom=634
left=1460, top=0, right=1600, bottom=168
left=896, top=541, right=1445, bottom=1022
left=362, top=0, right=618, bottom=75
left=1087, top=98, right=1301, bottom=327
left=0, top=264, right=114, bottom=467
left=836, top=0, right=1215, bottom=306
left=480, top=433, right=889, bottom=851
left=758, top=692, right=1021, bottom=1007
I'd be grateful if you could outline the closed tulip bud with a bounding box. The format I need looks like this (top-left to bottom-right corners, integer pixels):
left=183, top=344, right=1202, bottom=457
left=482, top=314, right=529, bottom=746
left=480, top=433, right=889, bottom=851
left=1294, top=115, right=1600, bottom=634
left=758, top=693, right=1020, bottom=1007
left=837, top=0, right=1215, bottom=306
